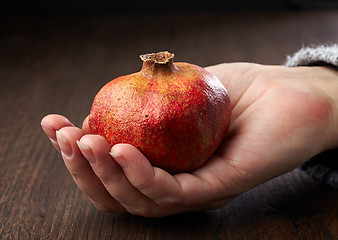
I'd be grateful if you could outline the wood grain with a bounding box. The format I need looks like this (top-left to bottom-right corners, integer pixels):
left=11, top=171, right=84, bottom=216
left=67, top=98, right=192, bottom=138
left=1, top=10, right=338, bottom=239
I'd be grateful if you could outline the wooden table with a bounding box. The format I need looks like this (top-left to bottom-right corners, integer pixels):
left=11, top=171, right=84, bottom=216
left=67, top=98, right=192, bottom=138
left=1, top=10, right=337, bottom=239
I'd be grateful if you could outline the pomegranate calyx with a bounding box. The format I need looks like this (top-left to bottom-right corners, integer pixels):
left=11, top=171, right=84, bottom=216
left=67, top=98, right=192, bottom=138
left=140, top=51, right=174, bottom=64
left=140, top=51, right=178, bottom=77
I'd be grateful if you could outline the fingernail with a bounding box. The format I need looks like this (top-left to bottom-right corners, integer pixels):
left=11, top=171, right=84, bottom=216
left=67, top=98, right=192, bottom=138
left=56, top=131, right=72, bottom=158
left=76, top=140, right=96, bottom=164
left=40, top=122, right=57, bottom=142
left=40, top=122, right=50, bottom=130
left=109, top=151, right=127, bottom=168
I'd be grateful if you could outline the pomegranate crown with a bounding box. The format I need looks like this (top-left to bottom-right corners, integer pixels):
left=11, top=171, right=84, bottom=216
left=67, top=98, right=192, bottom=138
left=140, top=51, right=174, bottom=64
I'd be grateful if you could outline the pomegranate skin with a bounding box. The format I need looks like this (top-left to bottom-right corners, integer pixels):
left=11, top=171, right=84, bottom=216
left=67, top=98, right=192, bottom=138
left=89, top=52, right=231, bottom=173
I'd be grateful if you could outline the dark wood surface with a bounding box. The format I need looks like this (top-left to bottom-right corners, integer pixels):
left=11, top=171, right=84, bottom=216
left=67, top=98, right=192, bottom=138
left=1, top=10, right=338, bottom=239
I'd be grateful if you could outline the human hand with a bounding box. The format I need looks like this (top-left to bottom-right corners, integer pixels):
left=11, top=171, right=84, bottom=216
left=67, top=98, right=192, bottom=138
left=41, top=63, right=338, bottom=217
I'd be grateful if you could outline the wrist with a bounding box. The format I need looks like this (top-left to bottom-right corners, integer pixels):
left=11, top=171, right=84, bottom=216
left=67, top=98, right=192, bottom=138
left=304, top=66, right=338, bottom=149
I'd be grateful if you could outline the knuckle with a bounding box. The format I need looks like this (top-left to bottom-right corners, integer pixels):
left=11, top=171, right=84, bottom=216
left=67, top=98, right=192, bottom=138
left=94, top=204, right=112, bottom=212
left=134, top=180, right=153, bottom=192
left=92, top=202, right=126, bottom=213
left=95, top=170, right=119, bottom=186
left=94, top=204, right=117, bottom=213
left=64, top=159, right=90, bottom=179
left=126, top=205, right=155, bottom=217
left=155, top=197, right=184, bottom=208
left=97, top=175, right=114, bottom=186
left=132, top=168, right=157, bottom=192
left=67, top=167, right=86, bottom=179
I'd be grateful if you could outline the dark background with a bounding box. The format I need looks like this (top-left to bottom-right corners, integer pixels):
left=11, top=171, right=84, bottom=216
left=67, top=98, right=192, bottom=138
left=2, top=0, right=338, bottom=17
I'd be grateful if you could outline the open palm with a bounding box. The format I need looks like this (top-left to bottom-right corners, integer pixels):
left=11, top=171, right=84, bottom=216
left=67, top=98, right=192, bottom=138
left=41, top=63, right=336, bottom=217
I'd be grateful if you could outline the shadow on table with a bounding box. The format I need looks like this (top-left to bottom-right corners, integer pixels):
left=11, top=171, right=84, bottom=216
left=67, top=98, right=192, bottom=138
left=108, top=169, right=337, bottom=239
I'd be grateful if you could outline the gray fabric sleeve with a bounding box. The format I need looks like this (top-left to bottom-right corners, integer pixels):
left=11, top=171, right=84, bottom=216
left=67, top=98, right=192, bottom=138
left=284, top=45, right=338, bottom=189
left=285, top=44, right=338, bottom=68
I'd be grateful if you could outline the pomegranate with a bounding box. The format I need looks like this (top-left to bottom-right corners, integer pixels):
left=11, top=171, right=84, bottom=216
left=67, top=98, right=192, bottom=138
left=88, top=51, right=231, bottom=173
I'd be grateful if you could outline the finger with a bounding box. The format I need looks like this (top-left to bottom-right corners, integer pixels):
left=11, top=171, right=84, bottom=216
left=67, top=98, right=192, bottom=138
left=41, top=114, right=74, bottom=151
left=82, top=137, right=160, bottom=216
left=111, top=144, right=221, bottom=210
left=82, top=115, right=90, bottom=134
left=111, top=144, right=187, bottom=207
left=57, top=127, right=125, bottom=213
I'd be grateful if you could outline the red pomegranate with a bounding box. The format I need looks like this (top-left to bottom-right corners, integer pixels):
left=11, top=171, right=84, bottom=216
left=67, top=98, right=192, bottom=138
left=88, top=51, right=231, bottom=173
